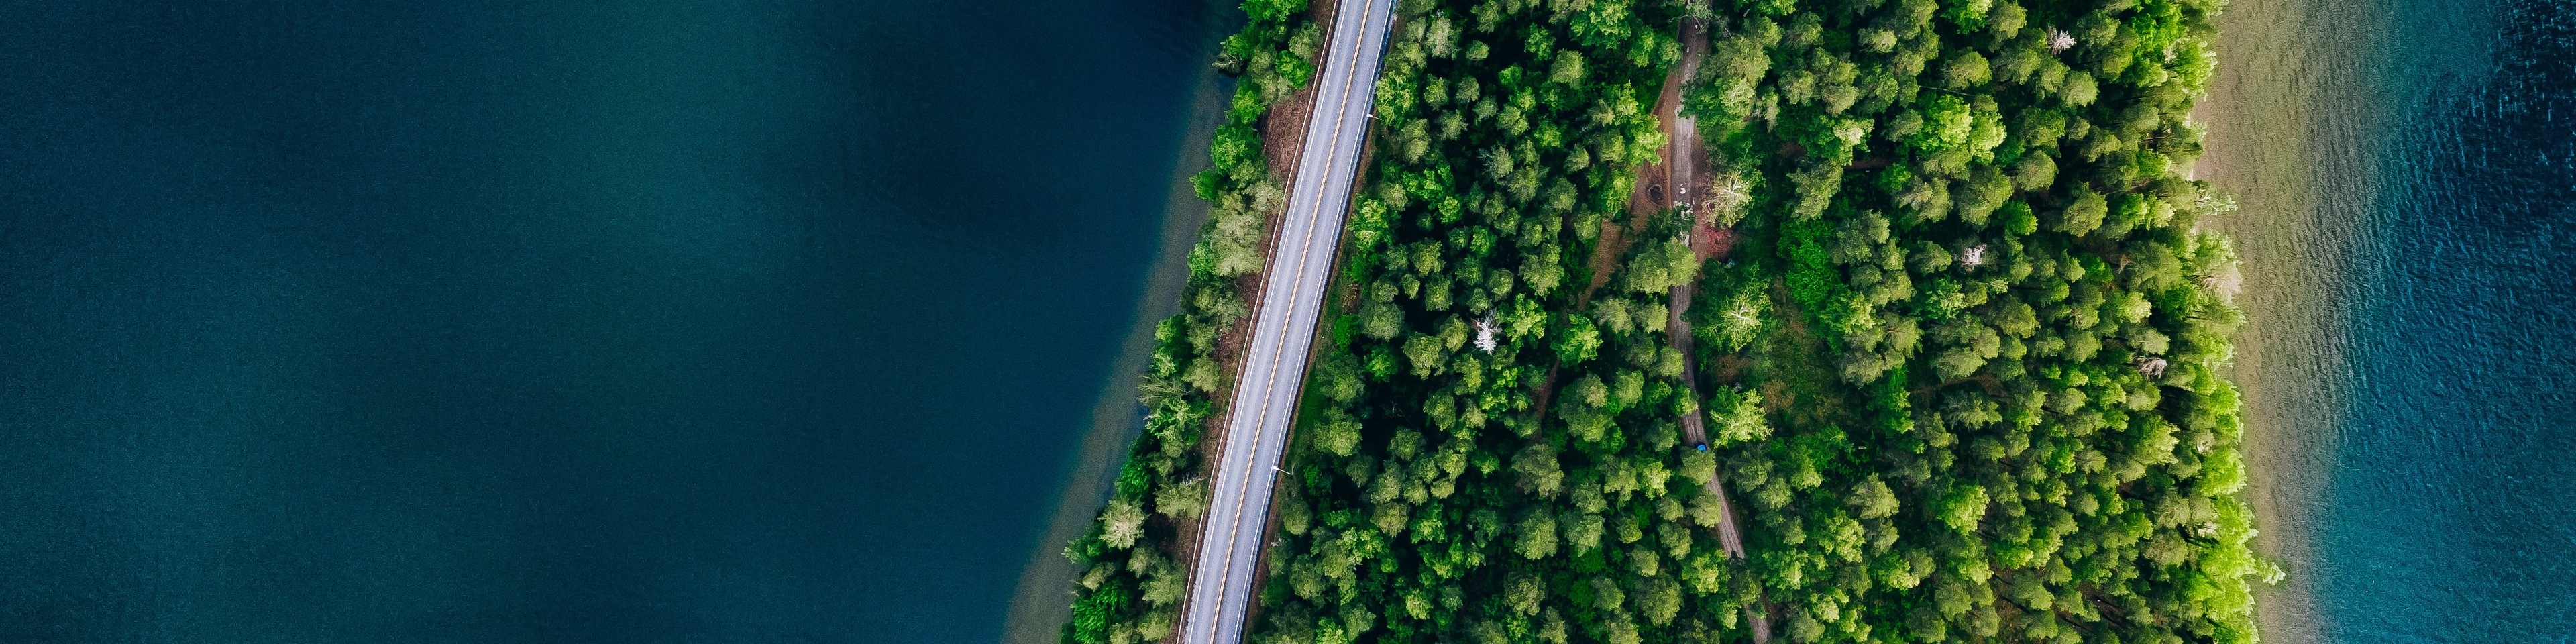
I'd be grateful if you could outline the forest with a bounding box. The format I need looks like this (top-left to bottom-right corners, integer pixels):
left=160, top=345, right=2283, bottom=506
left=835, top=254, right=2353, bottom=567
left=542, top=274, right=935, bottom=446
left=1061, top=0, right=2274, bottom=642
left=1676, top=0, right=2282, bottom=639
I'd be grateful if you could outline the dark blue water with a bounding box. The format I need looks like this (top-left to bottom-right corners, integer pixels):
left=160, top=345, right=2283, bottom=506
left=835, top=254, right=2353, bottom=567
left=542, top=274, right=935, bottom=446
left=0, top=1, right=1220, bottom=641
left=2316, top=0, right=2576, bottom=638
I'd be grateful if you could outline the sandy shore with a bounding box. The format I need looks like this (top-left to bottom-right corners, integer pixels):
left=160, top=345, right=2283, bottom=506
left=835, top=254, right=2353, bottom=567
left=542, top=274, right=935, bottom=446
left=2194, top=0, right=2422, bottom=638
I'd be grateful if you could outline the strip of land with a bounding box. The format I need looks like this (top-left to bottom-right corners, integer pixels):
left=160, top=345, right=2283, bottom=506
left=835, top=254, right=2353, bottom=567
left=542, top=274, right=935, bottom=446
left=1175, top=0, right=1396, bottom=642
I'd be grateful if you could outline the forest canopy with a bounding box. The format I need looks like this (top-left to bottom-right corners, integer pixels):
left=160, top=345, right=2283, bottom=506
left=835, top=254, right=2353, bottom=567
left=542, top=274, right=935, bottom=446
left=1062, top=0, right=2273, bottom=642
left=1670, top=0, right=2280, bottom=638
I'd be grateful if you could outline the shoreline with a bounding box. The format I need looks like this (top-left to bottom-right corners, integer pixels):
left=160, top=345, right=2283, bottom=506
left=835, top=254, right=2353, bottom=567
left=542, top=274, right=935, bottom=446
left=998, top=37, right=1235, bottom=644
left=2195, top=0, right=2416, bottom=637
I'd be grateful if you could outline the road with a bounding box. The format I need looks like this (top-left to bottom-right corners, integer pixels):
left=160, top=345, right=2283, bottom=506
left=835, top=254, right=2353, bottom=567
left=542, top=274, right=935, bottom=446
left=1176, top=0, right=1394, bottom=643
left=1657, top=16, right=1774, bottom=643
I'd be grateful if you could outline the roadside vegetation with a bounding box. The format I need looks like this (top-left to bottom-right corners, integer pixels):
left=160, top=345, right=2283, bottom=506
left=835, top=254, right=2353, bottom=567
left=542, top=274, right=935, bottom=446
left=1064, top=0, right=2274, bottom=641
left=1056, top=2, right=1322, bottom=643
left=1246, top=1, right=1762, bottom=643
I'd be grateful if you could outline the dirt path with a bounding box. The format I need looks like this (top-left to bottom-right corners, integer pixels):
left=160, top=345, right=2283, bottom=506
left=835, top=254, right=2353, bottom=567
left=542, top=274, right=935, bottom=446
left=1650, top=16, right=1774, bottom=644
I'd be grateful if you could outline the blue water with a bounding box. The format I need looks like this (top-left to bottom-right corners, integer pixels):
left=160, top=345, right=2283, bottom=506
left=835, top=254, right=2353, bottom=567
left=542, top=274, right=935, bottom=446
left=2315, top=0, right=2576, bottom=638
left=0, top=0, right=1220, bottom=641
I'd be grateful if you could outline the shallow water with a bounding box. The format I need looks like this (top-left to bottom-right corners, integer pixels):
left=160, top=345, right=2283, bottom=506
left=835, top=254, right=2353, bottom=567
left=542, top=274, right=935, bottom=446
left=0, top=0, right=1221, bottom=641
left=2204, top=0, right=2576, bottom=639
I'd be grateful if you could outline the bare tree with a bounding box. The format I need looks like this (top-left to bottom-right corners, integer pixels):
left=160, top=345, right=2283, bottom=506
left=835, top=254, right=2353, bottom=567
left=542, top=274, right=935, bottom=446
left=1474, top=313, right=1500, bottom=354
left=2134, top=355, right=2169, bottom=378
left=1958, top=244, right=1988, bottom=268
left=2045, top=27, right=2076, bottom=53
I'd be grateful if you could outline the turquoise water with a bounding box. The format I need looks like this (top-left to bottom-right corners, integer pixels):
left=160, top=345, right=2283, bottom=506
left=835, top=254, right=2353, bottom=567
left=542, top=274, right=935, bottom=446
left=2318, top=0, right=2576, bottom=637
left=0, top=0, right=1220, bottom=641
left=2206, top=0, right=2576, bottom=639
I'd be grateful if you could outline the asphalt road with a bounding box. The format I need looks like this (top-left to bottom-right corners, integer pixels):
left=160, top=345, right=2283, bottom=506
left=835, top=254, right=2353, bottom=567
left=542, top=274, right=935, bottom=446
left=1176, top=0, right=1393, bottom=643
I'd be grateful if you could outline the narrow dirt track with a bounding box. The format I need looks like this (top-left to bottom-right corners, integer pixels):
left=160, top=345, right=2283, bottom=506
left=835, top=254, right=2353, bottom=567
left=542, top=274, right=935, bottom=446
left=1651, top=15, right=1774, bottom=644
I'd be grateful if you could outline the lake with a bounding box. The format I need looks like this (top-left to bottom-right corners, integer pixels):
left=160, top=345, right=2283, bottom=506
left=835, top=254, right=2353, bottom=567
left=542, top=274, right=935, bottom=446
left=2203, top=0, right=2576, bottom=639
left=0, top=0, right=1223, bottom=641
